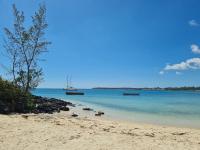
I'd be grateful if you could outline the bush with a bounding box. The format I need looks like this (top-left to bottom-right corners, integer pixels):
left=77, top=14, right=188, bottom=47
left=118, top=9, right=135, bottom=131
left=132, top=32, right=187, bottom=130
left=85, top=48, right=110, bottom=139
left=0, top=77, right=35, bottom=114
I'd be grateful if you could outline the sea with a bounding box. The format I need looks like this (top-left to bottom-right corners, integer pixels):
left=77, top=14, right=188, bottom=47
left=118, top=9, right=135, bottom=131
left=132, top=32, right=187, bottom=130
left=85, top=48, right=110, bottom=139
left=32, top=88, right=200, bottom=128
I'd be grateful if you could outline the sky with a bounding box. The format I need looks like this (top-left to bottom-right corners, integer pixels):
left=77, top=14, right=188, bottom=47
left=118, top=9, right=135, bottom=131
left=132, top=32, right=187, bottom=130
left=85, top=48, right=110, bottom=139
left=1, top=0, right=200, bottom=88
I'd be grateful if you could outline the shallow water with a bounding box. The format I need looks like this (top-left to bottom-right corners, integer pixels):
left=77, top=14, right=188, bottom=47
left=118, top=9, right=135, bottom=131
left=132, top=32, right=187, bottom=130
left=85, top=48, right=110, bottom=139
left=32, top=88, right=200, bottom=128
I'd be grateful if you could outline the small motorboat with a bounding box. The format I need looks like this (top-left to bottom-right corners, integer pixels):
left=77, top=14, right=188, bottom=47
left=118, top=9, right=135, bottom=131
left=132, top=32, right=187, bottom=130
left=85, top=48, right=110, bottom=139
left=66, top=91, right=84, bottom=95
left=123, top=93, right=140, bottom=96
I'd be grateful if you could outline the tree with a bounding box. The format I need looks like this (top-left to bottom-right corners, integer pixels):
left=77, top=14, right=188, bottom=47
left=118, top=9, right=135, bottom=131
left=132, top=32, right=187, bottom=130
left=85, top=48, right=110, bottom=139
left=3, top=4, right=50, bottom=94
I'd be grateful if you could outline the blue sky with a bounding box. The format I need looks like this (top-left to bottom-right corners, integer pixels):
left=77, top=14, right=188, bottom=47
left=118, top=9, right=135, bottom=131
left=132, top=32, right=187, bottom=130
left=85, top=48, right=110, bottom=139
left=1, top=0, right=200, bottom=88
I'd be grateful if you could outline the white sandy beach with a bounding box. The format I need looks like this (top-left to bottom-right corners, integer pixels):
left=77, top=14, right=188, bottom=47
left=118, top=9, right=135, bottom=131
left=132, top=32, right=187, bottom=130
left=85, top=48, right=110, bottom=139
left=0, top=108, right=200, bottom=150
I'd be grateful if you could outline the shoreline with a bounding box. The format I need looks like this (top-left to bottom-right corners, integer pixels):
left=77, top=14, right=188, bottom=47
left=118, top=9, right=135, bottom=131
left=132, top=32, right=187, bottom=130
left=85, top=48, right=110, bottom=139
left=32, top=88, right=200, bottom=129
left=1, top=110, right=200, bottom=150
left=72, top=102, right=200, bottom=130
left=28, top=94, right=200, bottom=129
left=62, top=98, right=200, bottom=129
left=1, top=96, right=200, bottom=149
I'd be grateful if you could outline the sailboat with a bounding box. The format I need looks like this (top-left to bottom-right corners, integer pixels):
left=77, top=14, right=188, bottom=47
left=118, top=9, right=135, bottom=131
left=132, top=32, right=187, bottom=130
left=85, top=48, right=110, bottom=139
left=65, top=76, right=84, bottom=95
left=64, top=76, right=77, bottom=91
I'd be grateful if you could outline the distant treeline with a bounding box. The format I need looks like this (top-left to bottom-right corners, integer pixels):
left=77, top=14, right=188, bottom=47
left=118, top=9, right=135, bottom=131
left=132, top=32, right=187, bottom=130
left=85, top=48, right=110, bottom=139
left=93, top=87, right=200, bottom=91
left=163, top=87, right=200, bottom=91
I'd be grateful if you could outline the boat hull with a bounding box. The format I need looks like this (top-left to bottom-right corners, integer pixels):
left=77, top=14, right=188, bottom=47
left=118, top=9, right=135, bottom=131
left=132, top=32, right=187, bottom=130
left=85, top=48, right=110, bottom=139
left=66, top=92, right=84, bottom=95
left=123, top=93, right=140, bottom=96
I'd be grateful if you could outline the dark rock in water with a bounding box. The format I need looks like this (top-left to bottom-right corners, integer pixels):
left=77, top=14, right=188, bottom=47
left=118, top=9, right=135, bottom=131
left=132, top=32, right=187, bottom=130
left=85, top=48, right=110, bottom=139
left=71, top=113, right=78, bottom=117
left=95, top=111, right=105, bottom=116
left=95, top=113, right=101, bottom=116
left=98, top=111, right=104, bottom=115
left=0, top=94, right=75, bottom=114
left=82, top=107, right=93, bottom=111
left=31, top=95, right=75, bottom=114
left=60, top=106, right=69, bottom=111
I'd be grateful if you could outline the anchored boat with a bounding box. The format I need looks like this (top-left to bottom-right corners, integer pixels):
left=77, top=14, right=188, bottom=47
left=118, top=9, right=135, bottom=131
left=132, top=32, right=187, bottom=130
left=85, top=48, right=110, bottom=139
left=123, top=93, right=140, bottom=96
left=65, top=75, right=84, bottom=95
left=66, top=91, right=84, bottom=95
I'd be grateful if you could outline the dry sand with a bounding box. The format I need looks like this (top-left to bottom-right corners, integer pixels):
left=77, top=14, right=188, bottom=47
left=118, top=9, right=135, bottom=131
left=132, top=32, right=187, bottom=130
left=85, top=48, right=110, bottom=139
left=0, top=109, right=200, bottom=150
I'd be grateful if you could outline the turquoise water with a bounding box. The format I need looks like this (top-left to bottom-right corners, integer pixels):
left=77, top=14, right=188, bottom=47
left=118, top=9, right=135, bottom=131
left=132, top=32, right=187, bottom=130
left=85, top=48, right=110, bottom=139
left=32, top=88, right=200, bottom=128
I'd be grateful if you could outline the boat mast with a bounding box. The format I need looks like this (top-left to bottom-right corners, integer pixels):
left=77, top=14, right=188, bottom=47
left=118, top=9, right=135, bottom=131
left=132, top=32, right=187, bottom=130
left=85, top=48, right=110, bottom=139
left=69, top=75, right=72, bottom=88
left=66, top=75, right=69, bottom=89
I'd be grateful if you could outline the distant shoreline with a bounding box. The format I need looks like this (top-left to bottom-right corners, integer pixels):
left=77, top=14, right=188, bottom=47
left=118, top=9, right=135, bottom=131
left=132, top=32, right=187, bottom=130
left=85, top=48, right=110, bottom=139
left=34, top=87, right=200, bottom=91
left=93, top=87, right=200, bottom=91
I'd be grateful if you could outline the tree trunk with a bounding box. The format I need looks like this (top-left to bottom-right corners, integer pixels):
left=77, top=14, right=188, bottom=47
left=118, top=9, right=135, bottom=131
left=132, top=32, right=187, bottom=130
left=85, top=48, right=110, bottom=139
left=25, top=66, right=30, bottom=94
left=12, top=54, right=17, bottom=86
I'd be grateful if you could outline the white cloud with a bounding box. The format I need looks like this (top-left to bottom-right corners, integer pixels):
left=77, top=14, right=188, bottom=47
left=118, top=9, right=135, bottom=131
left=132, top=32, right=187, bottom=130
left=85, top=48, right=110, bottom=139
left=160, top=41, right=200, bottom=74
left=189, top=20, right=199, bottom=27
left=164, top=62, right=188, bottom=70
left=164, top=58, right=200, bottom=71
left=191, top=44, right=200, bottom=54
left=159, top=71, right=164, bottom=75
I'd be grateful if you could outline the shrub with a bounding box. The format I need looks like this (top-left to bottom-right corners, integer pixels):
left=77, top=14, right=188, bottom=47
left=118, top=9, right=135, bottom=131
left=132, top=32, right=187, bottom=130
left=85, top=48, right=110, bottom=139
left=0, top=77, right=35, bottom=113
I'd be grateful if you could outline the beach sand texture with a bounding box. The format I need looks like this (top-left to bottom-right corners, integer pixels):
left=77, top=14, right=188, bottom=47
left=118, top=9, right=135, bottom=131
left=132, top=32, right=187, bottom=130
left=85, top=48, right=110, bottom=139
left=0, top=112, right=200, bottom=150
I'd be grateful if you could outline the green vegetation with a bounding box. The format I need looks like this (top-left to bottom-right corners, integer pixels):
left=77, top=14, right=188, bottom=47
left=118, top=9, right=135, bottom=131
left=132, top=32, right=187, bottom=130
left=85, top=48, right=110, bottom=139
left=0, top=77, right=34, bottom=114
left=0, top=3, right=50, bottom=114
left=164, top=87, right=200, bottom=91
left=93, top=87, right=200, bottom=91
left=3, top=4, right=50, bottom=94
